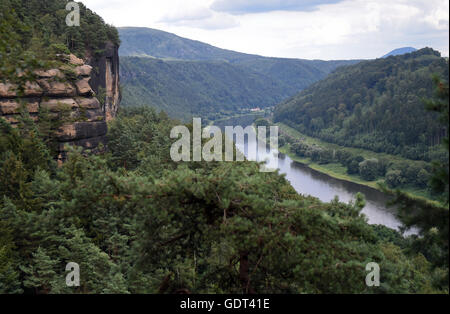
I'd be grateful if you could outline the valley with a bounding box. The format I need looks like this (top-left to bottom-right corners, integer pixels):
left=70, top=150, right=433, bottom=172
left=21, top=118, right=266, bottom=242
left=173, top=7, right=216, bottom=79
left=0, top=0, right=448, bottom=296
left=117, top=27, right=449, bottom=233
left=118, top=27, right=359, bottom=120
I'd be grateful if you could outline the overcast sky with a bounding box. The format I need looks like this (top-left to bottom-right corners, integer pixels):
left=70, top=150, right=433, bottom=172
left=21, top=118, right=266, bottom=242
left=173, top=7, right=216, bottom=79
left=81, top=0, right=449, bottom=60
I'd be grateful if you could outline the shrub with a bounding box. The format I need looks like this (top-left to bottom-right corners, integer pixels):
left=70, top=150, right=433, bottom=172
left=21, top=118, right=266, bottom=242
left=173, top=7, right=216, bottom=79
left=359, top=158, right=379, bottom=181
left=346, top=155, right=364, bottom=175
left=385, top=170, right=405, bottom=188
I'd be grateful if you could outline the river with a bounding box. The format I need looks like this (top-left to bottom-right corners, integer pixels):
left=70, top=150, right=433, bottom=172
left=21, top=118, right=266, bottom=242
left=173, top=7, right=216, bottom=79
left=214, top=116, right=417, bottom=235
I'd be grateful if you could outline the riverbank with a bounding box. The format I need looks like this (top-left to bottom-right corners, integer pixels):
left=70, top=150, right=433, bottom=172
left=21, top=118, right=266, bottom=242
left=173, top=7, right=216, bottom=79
left=208, top=112, right=264, bottom=126
left=276, top=122, right=441, bottom=205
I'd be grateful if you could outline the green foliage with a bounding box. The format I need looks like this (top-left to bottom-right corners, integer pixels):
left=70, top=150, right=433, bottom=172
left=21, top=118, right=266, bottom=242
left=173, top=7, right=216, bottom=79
left=359, top=159, right=380, bottom=181
left=0, top=0, right=119, bottom=81
left=107, top=107, right=178, bottom=174
left=1, top=106, right=444, bottom=294
left=120, top=57, right=293, bottom=121
left=385, top=170, right=405, bottom=188
left=118, top=28, right=358, bottom=121
left=381, top=78, right=449, bottom=290
left=20, top=247, right=59, bottom=294
left=0, top=220, right=22, bottom=293
left=0, top=118, right=55, bottom=210
left=286, top=119, right=437, bottom=191
left=346, top=155, right=365, bottom=175
left=274, top=48, right=449, bottom=162
left=118, top=27, right=357, bottom=93
left=425, top=76, right=449, bottom=204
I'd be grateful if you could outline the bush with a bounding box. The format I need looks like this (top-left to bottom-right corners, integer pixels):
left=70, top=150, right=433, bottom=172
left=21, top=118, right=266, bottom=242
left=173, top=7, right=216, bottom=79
left=416, top=168, right=430, bottom=188
left=278, top=135, right=286, bottom=147
left=336, top=150, right=352, bottom=165
left=359, top=158, right=379, bottom=181
left=346, top=155, right=364, bottom=175
left=385, top=170, right=405, bottom=188
left=50, top=43, right=70, bottom=55
left=318, top=149, right=334, bottom=164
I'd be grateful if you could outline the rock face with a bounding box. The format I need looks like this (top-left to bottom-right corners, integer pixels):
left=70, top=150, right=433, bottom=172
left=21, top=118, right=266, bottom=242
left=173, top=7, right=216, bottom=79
left=86, top=41, right=121, bottom=122
left=0, top=53, right=116, bottom=162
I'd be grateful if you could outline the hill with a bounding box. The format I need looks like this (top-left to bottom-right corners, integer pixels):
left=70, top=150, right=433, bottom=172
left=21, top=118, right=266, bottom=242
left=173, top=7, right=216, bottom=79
left=274, top=48, right=449, bottom=162
left=118, top=27, right=360, bottom=118
left=120, top=57, right=292, bottom=120
left=382, top=47, right=417, bottom=58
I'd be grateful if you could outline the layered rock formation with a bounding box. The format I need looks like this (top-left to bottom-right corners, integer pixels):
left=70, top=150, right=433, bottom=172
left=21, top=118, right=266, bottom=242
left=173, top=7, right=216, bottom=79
left=86, top=42, right=121, bottom=122
left=0, top=53, right=114, bottom=162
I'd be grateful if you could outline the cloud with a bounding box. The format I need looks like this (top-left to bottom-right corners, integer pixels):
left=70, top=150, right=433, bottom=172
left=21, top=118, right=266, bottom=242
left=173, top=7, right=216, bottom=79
left=210, top=0, right=343, bottom=14
left=162, top=14, right=240, bottom=30
left=80, top=0, right=449, bottom=59
left=160, top=7, right=239, bottom=30
left=161, top=7, right=213, bottom=23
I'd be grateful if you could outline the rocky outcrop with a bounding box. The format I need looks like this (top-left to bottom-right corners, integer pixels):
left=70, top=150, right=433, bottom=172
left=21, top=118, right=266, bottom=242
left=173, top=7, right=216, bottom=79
left=0, top=54, right=111, bottom=163
left=86, top=41, right=121, bottom=122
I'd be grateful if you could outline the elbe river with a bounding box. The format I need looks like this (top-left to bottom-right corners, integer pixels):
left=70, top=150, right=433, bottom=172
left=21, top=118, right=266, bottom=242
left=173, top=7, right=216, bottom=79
left=214, top=116, right=418, bottom=235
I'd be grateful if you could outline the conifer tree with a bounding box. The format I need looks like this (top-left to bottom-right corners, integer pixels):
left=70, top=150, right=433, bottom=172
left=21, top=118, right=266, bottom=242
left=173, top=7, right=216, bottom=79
left=20, top=247, right=59, bottom=294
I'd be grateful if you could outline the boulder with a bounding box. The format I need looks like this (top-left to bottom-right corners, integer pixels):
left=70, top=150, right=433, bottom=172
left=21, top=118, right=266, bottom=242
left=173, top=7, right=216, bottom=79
left=34, top=69, right=64, bottom=79
left=74, top=65, right=93, bottom=77
left=75, top=97, right=101, bottom=109
left=38, top=79, right=76, bottom=96
left=75, top=78, right=93, bottom=96
left=69, top=54, right=84, bottom=65
left=0, top=81, right=43, bottom=97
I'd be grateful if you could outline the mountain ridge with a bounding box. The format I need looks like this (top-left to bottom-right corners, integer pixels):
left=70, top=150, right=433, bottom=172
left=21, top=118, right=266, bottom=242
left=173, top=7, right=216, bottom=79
left=118, top=27, right=360, bottom=119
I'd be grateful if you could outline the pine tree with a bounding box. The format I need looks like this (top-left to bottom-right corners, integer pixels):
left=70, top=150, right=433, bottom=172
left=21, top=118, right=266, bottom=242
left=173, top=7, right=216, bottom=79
left=20, top=247, right=59, bottom=294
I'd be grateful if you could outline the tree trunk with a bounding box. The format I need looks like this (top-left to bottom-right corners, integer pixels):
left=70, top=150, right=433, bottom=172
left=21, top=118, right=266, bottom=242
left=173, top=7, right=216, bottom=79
left=239, top=251, right=255, bottom=294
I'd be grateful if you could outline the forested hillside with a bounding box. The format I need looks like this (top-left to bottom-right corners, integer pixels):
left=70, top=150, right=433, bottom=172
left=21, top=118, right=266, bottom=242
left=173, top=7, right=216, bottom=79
left=0, top=0, right=119, bottom=68
left=118, top=27, right=359, bottom=119
left=274, top=48, right=449, bottom=162
left=121, top=57, right=293, bottom=120
left=119, top=27, right=357, bottom=93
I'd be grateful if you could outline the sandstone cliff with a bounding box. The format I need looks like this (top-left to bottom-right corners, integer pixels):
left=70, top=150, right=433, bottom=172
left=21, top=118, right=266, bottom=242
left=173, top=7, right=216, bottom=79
left=0, top=47, right=120, bottom=162
left=86, top=42, right=121, bottom=122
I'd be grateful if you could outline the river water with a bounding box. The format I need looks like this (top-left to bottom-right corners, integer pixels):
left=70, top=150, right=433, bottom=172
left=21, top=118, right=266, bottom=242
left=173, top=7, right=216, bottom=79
left=214, top=116, right=416, bottom=234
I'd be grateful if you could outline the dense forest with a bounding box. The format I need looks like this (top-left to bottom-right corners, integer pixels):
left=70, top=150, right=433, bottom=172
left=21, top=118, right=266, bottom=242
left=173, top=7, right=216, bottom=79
left=120, top=57, right=291, bottom=120
left=1, top=107, right=448, bottom=294
left=274, top=48, right=449, bottom=162
left=1, top=0, right=449, bottom=295
left=0, top=0, right=119, bottom=66
left=118, top=27, right=359, bottom=119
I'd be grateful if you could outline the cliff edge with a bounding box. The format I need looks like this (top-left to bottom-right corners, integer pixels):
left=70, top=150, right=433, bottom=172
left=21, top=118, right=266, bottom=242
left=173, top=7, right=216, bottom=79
left=0, top=47, right=120, bottom=162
